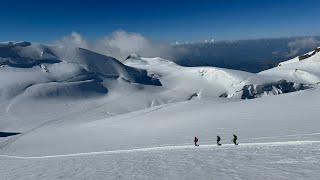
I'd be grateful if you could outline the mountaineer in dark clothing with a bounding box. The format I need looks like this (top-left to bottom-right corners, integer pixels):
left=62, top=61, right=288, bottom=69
left=217, top=136, right=221, bottom=146
left=194, top=137, right=199, bottom=146
left=233, top=134, right=238, bottom=145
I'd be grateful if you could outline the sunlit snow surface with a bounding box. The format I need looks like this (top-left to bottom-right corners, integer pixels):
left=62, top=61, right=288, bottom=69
left=1, top=43, right=320, bottom=179
left=1, top=141, right=320, bottom=180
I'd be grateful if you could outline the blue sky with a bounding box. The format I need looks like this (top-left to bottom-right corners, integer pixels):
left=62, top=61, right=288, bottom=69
left=0, top=0, right=319, bottom=43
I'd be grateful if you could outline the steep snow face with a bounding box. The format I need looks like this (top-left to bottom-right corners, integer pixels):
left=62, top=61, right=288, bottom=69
left=277, top=47, right=320, bottom=66
left=261, top=47, right=320, bottom=84
left=0, top=42, right=165, bottom=129
left=0, top=41, right=160, bottom=86
left=0, top=42, right=162, bottom=101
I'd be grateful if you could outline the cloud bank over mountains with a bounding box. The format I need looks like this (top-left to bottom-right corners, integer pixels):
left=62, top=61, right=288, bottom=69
left=287, top=37, right=320, bottom=57
left=54, top=30, right=320, bottom=72
left=54, top=30, right=186, bottom=61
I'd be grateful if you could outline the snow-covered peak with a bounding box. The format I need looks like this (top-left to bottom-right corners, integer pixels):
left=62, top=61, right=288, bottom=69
left=0, top=41, right=32, bottom=47
left=0, top=42, right=162, bottom=102
left=126, top=54, right=175, bottom=67
left=0, top=41, right=318, bottom=120
left=278, top=47, right=320, bottom=67
left=124, top=54, right=308, bottom=100
left=260, top=47, right=320, bottom=84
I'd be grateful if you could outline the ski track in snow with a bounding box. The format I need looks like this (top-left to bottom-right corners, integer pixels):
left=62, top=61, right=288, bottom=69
left=1, top=140, right=319, bottom=159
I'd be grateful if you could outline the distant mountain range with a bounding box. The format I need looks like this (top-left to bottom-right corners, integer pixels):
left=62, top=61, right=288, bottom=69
left=172, top=36, right=320, bottom=72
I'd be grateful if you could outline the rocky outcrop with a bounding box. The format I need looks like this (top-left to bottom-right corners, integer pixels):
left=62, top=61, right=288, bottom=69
left=221, top=80, right=308, bottom=99
left=240, top=80, right=307, bottom=99
left=298, top=47, right=320, bottom=61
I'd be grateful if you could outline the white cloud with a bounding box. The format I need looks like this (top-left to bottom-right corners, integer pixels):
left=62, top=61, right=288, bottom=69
left=287, top=37, right=320, bottom=57
left=54, top=32, right=88, bottom=49
left=286, top=48, right=300, bottom=57
left=54, top=30, right=185, bottom=61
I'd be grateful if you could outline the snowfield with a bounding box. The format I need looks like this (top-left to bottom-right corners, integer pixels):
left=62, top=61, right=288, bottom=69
left=0, top=42, right=320, bottom=179
left=2, top=141, right=320, bottom=180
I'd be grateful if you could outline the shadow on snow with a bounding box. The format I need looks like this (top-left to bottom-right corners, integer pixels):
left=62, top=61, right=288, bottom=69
left=0, top=132, right=21, bottom=137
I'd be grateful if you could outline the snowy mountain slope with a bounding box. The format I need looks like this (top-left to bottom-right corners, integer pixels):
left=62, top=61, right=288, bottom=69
left=0, top=42, right=242, bottom=133
left=126, top=54, right=253, bottom=98
left=2, top=84, right=320, bottom=156
left=1, top=83, right=320, bottom=179
left=0, top=42, right=296, bottom=130
left=277, top=47, right=320, bottom=66
left=1, top=42, right=320, bottom=179
left=260, top=47, right=320, bottom=84
left=0, top=42, right=167, bottom=130
left=125, top=54, right=308, bottom=99
left=0, top=41, right=313, bottom=107
left=0, top=41, right=160, bottom=100
left=0, top=42, right=317, bottom=132
left=0, top=41, right=166, bottom=110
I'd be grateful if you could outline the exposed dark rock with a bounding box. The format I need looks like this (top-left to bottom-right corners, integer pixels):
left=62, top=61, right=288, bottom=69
left=241, top=80, right=307, bottom=99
